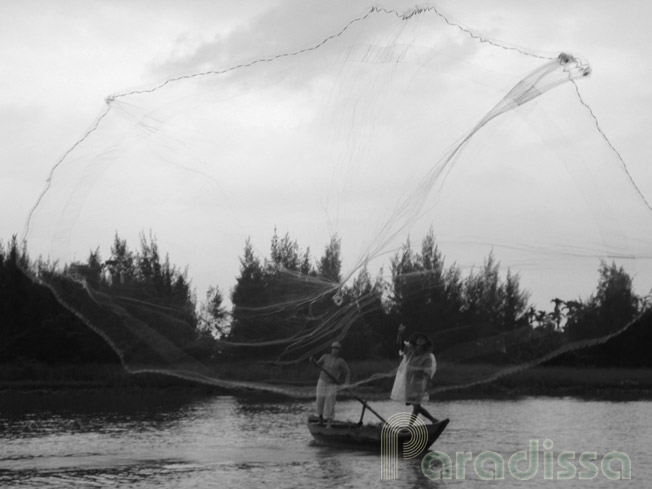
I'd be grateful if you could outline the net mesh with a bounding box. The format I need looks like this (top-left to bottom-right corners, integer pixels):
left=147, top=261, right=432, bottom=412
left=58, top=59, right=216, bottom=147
left=22, top=5, right=652, bottom=396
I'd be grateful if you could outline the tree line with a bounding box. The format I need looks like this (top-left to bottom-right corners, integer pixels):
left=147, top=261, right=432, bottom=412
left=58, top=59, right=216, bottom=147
left=1, top=229, right=650, bottom=370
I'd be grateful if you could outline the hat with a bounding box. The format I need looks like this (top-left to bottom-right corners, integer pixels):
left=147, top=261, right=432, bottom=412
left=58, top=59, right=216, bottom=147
left=330, top=341, right=342, bottom=350
left=408, top=332, right=431, bottom=348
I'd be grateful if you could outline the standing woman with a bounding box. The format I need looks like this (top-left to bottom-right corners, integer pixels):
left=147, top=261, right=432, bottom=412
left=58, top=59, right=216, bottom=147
left=391, top=324, right=438, bottom=424
left=311, top=341, right=350, bottom=428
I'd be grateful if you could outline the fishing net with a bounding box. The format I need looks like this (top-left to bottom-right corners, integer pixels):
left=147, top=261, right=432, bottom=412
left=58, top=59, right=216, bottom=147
left=22, top=5, right=652, bottom=397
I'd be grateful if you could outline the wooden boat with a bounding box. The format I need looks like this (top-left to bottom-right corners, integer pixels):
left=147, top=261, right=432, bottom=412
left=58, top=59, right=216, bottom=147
left=307, top=359, right=449, bottom=454
left=307, top=415, right=449, bottom=453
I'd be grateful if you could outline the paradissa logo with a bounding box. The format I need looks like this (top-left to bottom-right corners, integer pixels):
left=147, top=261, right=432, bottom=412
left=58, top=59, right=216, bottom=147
left=421, top=439, right=631, bottom=481
left=380, top=413, right=430, bottom=480
left=380, top=414, right=631, bottom=481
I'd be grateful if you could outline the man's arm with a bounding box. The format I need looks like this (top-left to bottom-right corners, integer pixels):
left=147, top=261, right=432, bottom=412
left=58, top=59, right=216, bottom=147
left=341, top=359, right=351, bottom=385
left=396, top=323, right=406, bottom=347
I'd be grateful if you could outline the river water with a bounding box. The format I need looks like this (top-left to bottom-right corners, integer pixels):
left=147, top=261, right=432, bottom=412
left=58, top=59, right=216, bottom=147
left=0, top=389, right=648, bottom=488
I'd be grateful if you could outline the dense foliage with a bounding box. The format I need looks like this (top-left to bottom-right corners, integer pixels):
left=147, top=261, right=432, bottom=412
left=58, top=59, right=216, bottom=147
left=1, top=229, right=650, bottom=370
left=0, top=236, right=118, bottom=365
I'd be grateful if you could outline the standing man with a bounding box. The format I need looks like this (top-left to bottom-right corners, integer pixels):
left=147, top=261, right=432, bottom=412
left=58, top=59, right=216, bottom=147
left=391, top=324, right=438, bottom=424
left=312, top=341, right=350, bottom=428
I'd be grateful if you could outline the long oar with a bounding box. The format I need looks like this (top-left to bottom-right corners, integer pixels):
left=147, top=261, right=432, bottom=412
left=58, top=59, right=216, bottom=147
left=311, top=360, right=386, bottom=424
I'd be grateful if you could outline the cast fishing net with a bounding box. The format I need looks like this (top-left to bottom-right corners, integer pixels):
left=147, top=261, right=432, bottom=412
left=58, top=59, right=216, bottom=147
left=22, top=5, right=652, bottom=396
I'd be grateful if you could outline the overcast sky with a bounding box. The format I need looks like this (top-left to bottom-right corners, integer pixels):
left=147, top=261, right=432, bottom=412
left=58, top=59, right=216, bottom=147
left=2, top=0, right=651, bottom=309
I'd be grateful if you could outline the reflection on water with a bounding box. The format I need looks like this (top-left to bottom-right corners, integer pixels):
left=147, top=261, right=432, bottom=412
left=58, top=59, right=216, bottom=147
left=0, top=390, right=649, bottom=488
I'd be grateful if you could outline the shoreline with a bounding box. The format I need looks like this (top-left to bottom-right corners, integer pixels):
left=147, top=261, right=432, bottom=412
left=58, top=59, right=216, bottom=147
left=1, top=363, right=652, bottom=401
left=2, top=382, right=651, bottom=402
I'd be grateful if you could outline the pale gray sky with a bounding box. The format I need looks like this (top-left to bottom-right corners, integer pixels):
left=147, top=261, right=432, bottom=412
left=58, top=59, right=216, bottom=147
left=2, top=0, right=651, bottom=309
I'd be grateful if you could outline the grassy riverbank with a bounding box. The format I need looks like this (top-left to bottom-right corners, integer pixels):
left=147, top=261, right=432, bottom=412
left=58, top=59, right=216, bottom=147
left=1, top=360, right=651, bottom=399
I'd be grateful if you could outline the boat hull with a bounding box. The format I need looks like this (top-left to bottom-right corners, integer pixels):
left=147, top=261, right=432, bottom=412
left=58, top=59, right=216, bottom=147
left=307, top=415, right=449, bottom=454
